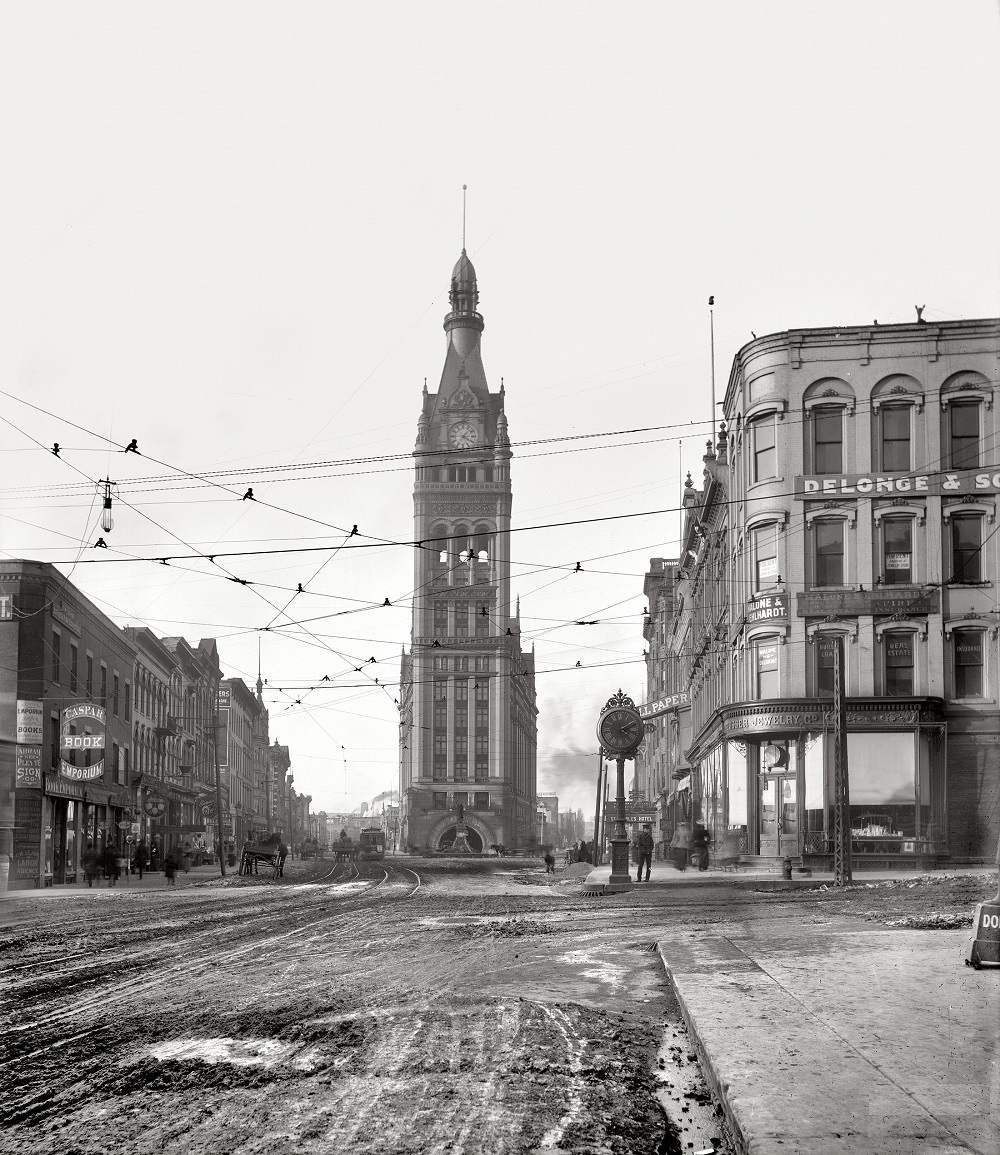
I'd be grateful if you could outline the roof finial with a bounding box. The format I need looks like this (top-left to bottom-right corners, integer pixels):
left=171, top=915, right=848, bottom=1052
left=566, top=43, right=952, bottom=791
left=462, top=184, right=467, bottom=252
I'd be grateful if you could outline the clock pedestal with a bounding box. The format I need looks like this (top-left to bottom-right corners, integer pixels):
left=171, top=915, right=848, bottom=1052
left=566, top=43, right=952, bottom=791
left=605, top=755, right=634, bottom=894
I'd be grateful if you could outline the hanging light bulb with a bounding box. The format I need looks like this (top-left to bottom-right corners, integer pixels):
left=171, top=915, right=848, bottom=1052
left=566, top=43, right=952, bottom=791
left=100, top=480, right=114, bottom=533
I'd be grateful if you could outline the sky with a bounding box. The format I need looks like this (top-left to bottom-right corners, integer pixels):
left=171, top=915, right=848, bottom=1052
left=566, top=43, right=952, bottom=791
left=2, top=1, right=998, bottom=819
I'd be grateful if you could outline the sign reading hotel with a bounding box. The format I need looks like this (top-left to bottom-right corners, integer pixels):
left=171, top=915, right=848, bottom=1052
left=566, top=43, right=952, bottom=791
left=60, top=702, right=106, bottom=781
left=795, top=467, right=1000, bottom=499
left=638, top=690, right=689, bottom=720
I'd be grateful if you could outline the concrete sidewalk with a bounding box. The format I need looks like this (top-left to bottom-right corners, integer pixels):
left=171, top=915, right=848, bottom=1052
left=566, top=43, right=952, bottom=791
left=578, top=862, right=999, bottom=890
left=658, top=918, right=998, bottom=1154
left=1, top=863, right=224, bottom=900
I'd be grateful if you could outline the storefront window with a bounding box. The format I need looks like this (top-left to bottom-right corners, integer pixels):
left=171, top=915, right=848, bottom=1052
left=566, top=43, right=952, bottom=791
left=847, top=731, right=917, bottom=838
left=727, top=741, right=747, bottom=826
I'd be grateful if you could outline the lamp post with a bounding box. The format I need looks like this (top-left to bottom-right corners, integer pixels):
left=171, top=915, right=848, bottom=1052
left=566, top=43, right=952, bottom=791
left=596, top=690, right=643, bottom=894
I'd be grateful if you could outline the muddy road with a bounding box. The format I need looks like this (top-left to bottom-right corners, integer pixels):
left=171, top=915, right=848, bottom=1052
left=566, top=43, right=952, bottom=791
left=1, top=857, right=741, bottom=1155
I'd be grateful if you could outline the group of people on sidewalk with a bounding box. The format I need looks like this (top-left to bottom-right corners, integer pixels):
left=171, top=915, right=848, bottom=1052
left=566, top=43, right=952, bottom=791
left=631, top=821, right=713, bottom=881
left=81, top=840, right=197, bottom=887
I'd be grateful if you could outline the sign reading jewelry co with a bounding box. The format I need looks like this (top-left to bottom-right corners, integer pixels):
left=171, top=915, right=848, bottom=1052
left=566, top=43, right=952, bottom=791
left=60, top=702, right=106, bottom=781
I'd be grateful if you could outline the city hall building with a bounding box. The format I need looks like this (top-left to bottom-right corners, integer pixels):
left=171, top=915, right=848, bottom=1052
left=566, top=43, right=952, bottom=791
left=636, top=317, right=1000, bottom=868
left=398, top=251, right=538, bottom=852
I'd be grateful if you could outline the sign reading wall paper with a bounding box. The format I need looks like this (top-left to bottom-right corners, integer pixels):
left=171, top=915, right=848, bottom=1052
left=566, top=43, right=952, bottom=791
left=60, top=702, right=106, bottom=781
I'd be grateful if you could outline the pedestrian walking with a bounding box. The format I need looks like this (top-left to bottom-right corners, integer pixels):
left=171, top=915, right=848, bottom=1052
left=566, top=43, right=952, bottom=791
left=181, top=842, right=193, bottom=874
left=669, top=824, right=690, bottom=871
left=691, top=822, right=711, bottom=871
left=163, top=852, right=178, bottom=886
left=83, top=842, right=99, bottom=888
left=102, top=842, right=120, bottom=887
left=133, top=842, right=148, bottom=880
left=277, top=840, right=288, bottom=877
left=635, top=823, right=654, bottom=883
left=543, top=851, right=555, bottom=873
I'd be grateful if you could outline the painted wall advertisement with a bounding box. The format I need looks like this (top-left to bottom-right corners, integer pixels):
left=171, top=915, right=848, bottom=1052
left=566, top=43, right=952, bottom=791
left=15, top=745, right=43, bottom=789
left=13, top=789, right=43, bottom=880
left=60, top=702, right=106, bottom=781
left=16, top=700, right=44, bottom=744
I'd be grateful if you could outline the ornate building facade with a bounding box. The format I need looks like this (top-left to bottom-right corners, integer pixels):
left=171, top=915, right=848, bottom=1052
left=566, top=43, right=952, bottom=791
left=635, top=317, right=1000, bottom=869
left=398, top=252, right=538, bottom=851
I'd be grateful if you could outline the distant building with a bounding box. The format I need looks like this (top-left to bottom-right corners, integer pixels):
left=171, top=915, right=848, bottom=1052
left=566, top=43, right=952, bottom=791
left=399, top=251, right=538, bottom=852
left=639, top=317, right=1000, bottom=868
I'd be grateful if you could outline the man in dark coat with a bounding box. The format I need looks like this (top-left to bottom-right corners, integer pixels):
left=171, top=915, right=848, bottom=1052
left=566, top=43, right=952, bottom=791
left=133, top=842, right=149, bottom=880
left=635, top=823, right=655, bottom=883
left=102, top=842, right=120, bottom=886
left=277, top=840, right=288, bottom=877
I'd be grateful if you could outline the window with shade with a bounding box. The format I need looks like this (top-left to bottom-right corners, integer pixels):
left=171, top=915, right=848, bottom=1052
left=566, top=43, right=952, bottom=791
left=752, top=523, right=779, bottom=591
left=880, top=405, right=911, bottom=471
left=949, top=400, right=980, bottom=469
left=953, top=630, right=985, bottom=698
left=881, top=519, right=912, bottom=585
left=884, top=633, right=914, bottom=696
left=951, top=515, right=982, bottom=583
left=814, top=520, right=845, bottom=586
left=749, top=414, right=777, bottom=483
left=755, top=638, right=780, bottom=698
left=812, top=408, right=843, bottom=473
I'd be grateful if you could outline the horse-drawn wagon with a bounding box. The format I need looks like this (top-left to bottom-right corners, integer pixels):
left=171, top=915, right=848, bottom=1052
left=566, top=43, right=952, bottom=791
left=239, top=836, right=286, bottom=879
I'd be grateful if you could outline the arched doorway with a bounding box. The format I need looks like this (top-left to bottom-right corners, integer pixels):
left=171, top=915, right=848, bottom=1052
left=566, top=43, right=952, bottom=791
left=438, top=825, right=484, bottom=853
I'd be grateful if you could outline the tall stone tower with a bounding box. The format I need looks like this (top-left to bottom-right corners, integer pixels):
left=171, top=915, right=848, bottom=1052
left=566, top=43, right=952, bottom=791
left=399, top=252, right=537, bottom=853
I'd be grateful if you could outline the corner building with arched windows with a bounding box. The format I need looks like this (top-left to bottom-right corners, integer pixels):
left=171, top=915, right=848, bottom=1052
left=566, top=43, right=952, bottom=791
left=637, top=317, right=1000, bottom=869
left=398, top=252, right=537, bottom=853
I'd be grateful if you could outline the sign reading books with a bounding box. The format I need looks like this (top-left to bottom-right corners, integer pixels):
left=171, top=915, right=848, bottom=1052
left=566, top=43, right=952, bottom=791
left=60, top=702, right=106, bottom=781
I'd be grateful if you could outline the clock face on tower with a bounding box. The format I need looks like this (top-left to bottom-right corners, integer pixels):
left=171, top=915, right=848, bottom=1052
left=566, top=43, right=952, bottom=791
left=449, top=421, right=478, bottom=449
left=597, top=707, right=643, bottom=754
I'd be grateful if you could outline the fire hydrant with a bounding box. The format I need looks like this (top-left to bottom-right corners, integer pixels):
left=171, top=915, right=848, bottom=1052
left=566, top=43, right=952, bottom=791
left=782, top=856, right=793, bottom=881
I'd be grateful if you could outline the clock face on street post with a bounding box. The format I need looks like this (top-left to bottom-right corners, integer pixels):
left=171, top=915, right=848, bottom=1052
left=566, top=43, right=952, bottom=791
left=597, top=706, right=643, bottom=753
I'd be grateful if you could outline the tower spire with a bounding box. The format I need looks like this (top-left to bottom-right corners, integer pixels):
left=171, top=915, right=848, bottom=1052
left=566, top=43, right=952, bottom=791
left=462, top=184, right=467, bottom=252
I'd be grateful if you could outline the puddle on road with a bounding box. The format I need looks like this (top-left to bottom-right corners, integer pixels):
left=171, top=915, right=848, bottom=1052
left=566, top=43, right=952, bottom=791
left=149, top=1037, right=320, bottom=1071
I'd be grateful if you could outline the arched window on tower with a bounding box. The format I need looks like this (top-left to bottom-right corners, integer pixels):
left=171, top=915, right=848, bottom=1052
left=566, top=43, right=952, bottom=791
left=430, top=523, right=449, bottom=565
left=454, top=523, right=472, bottom=562
left=473, top=523, right=492, bottom=561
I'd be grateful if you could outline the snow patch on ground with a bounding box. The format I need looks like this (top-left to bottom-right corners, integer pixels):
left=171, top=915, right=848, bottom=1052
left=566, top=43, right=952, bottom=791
left=149, top=1036, right=320, bottom=1070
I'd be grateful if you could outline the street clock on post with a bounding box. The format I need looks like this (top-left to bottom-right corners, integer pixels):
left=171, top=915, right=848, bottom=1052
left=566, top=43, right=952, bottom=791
left=597, top=691, right=643, bottom=759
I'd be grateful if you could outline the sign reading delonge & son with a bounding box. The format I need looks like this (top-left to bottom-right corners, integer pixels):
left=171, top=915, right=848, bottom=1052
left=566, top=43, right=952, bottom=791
left=794, top=468, right=1000, bottom=499
left=59, top=702, right=106, bottom=781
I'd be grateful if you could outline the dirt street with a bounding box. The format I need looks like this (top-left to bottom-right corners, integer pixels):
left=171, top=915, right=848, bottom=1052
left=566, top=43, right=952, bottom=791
left=1, top=856, right=740, bottom=1155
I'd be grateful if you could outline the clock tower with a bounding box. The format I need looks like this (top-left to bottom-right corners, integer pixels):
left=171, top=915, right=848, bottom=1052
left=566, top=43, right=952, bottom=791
left=399, top=252, right=538, bottom=853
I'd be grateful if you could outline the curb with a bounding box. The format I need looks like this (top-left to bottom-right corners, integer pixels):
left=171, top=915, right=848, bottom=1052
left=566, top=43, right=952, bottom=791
left=656, top=944, right=750, bottom=1155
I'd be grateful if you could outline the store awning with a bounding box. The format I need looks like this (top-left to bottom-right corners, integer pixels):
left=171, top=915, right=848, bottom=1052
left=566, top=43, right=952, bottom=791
left=675, top=774, right=691, bottom=792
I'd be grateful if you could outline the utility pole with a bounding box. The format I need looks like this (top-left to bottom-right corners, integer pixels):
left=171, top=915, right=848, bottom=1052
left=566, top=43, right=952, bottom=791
left=212, top=711, right=226, bottom=877
left=832, top=636, right=852, bottom=886
left=591, top=752, right=604, bottom=865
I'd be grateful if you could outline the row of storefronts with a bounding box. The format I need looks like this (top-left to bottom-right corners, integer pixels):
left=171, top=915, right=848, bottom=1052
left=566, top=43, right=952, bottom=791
left=636, top=317, right=1000, bottom=870
left=1, top=561, right=308, bottom=893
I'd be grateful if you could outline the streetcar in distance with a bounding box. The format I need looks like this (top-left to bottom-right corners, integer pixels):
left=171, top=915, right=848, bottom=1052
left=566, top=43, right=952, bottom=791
left=357, top=827, right=386, bottom=861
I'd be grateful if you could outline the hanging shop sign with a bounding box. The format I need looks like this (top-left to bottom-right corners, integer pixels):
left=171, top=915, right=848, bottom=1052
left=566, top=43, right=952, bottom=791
left=745, top=594, right=789, bottom=625
left=13, top=790, right=43, bottom=880
left=60, top=702, right=107, bottom=781
left=59, top=760, right=105, bottom=781
left=794, top=468, right=1000, bottom=499
left=16, top=700, right=44, bottom=744
left=15, top=745, right=43, bottom=789
left=638, top=691, right=689, bottom=720
left=144, top=796, right=167, bottom=818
